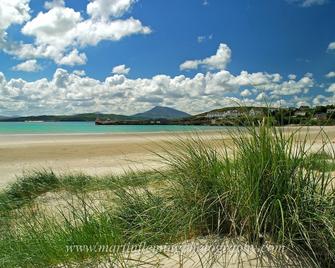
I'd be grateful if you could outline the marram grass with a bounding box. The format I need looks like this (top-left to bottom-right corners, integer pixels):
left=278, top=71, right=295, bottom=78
left=0, top=123, right=335, bottom=267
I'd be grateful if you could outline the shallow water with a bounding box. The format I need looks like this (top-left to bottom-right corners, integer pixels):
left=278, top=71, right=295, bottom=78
left=0, top=122, right=227, bottom=134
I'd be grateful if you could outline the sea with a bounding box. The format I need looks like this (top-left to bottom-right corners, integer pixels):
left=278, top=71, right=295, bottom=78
left=0, top=122, right=226, bottom=134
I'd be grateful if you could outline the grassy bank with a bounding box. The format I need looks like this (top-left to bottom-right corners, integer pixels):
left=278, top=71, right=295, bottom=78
left=1, top=123, right=335, bottom=267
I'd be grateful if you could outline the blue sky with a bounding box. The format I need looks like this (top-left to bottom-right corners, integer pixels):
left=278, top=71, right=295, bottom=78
left=0, top=0, right=334, bottom=116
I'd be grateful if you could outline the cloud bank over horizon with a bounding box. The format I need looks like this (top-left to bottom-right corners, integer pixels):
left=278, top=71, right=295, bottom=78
left=1, top=43, right=334, bottom=116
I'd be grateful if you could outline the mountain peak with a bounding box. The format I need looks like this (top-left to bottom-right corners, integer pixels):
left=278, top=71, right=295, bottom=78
left=134, top=106, right=190, bottom=119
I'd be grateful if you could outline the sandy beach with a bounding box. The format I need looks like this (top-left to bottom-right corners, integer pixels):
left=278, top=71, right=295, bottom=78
left=1, top=126, right=334, bottom=188
left=0, top=131, right=226, bottom=188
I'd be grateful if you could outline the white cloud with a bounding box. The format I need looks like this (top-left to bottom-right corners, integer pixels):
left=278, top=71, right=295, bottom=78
left=303, top=0, right=327, bottom=7
left=288, top=0, right=328, bottom=7
left=313, top=94, right=335, bottom=106
left=56, top=49, right=87, bottom=66
left=112, top=64, right=130, bottom=75
left=0, top=44, right=330, bottom=116
left=240, top=89, right=252, bottom=97
left=74, top=17, right=151, bottom=46
left=197, top=36, right=206, bottom=43
left=197, top=34, right=213, bottom=43
left=256, top=92, right=267, bottom=101
left=12, top=60, right=42, bottom=72
left=2, top=1, right=151, bottom=66
left=328, top=42, right=335, bottom=51
left=73, top=70, right=86, bottom=76
left=44, top=0, right=65, bottom=9
left=288, top=74, right=297, bottom=80
left=231, top=71, right=282, bottom=87
left=22, top=7, right=82, bottom=48
left=327, top=84, right=335, bottom=93
left=0, top=0, right=31, bottom=39
left=180, top=43, right=231, bottom=71
left=0, top=66, right=324, bottom=116
left=180, top=60, right=201, bottom=71
left=87, top=0, right=136, bottom=20
left=325, top=71, right=335, bottom=78
left=301, top=0, right=327, bottom=7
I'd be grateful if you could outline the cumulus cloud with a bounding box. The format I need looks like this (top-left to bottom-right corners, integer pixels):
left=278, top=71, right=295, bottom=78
left=87, top=0, right=136, bottom=20
left=240, top=89, right=252, bottom=97
left=73, top=70, right=86, bottom=76
left=0, top=0, right=30, bottom=40
left=328, top=42, right=335, bottom=51
left=12, top=60, right=42, bottom=72
left=44, top=0, right=65, bottom=9
left=325, top=71, right=335, bottom=78
left=74, top=17, right=151, bottom=46
left=180, top=60, right=200, bottom=71
left=56, top=49, right=87, bottom=66
left=112, top=64, right=130, bottom=75
left=327, top=84, right=335, bottom=93
left=0, top=66, right=322, bottom=116
left=2, top=0, right=151, bottom=66
left=0, top=44, right=330, bottom=116
left=313, top=94, right=335, bottom=106
left=180, top=43, right=231, bottom=71
left=288, top=74, right=297, bottom=80
left=256, top=92, right=267, bottom=101
left=22, top=7, right=81, bottom=46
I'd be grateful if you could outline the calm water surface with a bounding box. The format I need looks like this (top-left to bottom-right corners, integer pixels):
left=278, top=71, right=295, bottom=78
left=0, top=122, right=227, bottom=134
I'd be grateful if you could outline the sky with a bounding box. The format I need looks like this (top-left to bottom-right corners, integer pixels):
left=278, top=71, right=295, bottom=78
left=0, top=0, right=335, bottom=116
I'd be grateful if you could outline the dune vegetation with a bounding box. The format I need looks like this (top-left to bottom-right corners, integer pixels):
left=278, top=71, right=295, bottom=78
left=1, top=122, right=335, bottom=267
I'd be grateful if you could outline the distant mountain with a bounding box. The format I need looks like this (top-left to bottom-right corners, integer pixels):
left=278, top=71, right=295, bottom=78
left=0, top=113, right=133, bottom=122
left=0, top=107, right=191, bottom=122
left=134, top=106, right=191, bottom=119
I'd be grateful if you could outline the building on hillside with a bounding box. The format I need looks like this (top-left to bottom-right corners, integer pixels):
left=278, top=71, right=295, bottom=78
left=227, top=110, right=241, bottom=118
left=314, top=113, right=327, bottom=120
left=205, top=112, right=227, bottom=119
left=249, top=108, right=263, bottom=116
left=327, top=108, right=335, bottom=114
left=206, top=110, right=243, bottom=119
left=294, top=111, right=307, bottom=117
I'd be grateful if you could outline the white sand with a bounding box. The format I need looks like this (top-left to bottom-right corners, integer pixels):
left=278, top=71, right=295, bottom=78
left=1, top=126, right=334, bottom=188
left=0, top=131, right=224, bottom=188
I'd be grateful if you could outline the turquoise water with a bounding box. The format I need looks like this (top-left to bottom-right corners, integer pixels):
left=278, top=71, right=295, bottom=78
left=0, top=122, right=226, bottom=134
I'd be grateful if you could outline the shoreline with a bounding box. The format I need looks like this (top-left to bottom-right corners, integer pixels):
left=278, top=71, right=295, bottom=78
left=0, top=128, right=225, bottom=137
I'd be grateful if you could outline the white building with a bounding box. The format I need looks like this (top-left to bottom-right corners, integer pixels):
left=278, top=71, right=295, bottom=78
left=206, top=110, right=242, bottom=119
left=249, top=109, right=263, bottom=116
left=294, top=111, right=306, bottom=117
